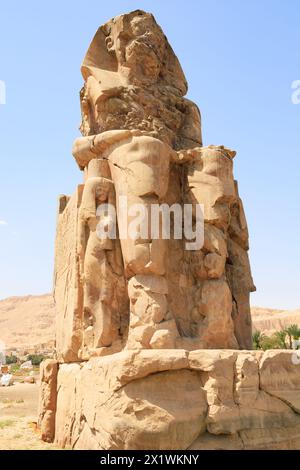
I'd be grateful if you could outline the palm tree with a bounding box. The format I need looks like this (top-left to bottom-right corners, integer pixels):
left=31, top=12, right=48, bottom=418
left=252, top=330, right=265, bottom=350
left=285, top=325, right=300, bottom=349
left=274, top=330, right=287, bottom=349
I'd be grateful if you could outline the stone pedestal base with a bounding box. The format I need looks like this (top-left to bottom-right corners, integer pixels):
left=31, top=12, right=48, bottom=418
left=39, top=350, right=300, bottom=450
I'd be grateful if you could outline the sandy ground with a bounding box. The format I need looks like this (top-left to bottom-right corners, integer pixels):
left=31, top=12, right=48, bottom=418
left=0, top=382, right=58, bottom=450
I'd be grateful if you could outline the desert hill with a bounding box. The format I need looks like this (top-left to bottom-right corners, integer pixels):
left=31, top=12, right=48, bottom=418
left=251, top=306, right=300, bottom=335
left=0, top=294, right=299, bottom=351
left=0, top=294, right=55, bottom=351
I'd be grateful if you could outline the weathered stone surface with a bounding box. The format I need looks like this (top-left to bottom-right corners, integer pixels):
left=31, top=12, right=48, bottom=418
left=54, top=363, right=81, bottom=449
left=239, top=426, right=300, bottom=450
left=54, top=351, right=206, bottom=450
left=38, top=360, right=58, bottom=443
left=260, top=350, right=300, bottom=412
left=189, top=432, right=244, bottom=450
left=36, top=350, right=300, bottom=449
left=53, top=10, right=255, bottom=360
left=41, top=9, right=284, bottom=451
left=78, top=167, right=128, bottom=357
left=79, top=11, right=202, bottom=150
left=189, top=349, right=299, bottom=436
left=189, top=350, right=240, bottom=434
left=54, top=188, right=83, bottom=362
left=234, top=352, right=259, bottom=406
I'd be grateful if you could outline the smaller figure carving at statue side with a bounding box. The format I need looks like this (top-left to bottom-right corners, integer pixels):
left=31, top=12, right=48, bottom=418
left=181, top=146, right=239, bottom=349
left=78, top=174, right=126, bottom=356
left=226, top=181, right=256, bottom=349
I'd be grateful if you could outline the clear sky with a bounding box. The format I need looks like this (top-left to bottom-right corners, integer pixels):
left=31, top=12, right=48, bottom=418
left=0, top=0, right=299, bottom=309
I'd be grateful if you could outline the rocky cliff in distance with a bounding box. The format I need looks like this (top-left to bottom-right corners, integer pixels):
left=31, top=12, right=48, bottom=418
left=252, top=307, right=300, bottom=335
left=0, top=294, right=55, bottom=352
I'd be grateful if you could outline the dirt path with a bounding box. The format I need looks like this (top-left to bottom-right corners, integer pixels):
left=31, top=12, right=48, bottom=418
left=0, top=382, right=58, bottom=450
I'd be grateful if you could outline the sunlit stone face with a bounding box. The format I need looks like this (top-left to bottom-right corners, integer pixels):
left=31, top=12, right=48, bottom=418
left=108, top=13, right=167, bottom=84
left=187, top=147, right=236, bottom=229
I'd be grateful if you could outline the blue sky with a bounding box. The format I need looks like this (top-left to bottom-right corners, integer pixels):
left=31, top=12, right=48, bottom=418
left=0, top=0, right=299, bottom=309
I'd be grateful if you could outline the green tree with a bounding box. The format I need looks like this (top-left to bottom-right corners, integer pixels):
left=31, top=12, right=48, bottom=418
left=274, top=330, right=287, bottom=349
left=252, top=330, right=265, bottom=350
left=285, top=325, right=300, bottom=349
left=261, top=334, right=283, bottom=350
left=5, top=355, right=18, bottom=364
left=27, top=354, right=46, bottom=366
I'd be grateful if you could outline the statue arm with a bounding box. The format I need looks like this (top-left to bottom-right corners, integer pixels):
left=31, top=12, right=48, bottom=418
left=72, top=129, right=143, bottom=170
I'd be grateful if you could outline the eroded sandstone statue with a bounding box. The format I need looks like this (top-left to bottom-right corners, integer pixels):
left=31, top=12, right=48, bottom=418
left=53, top=10, right=254, bottom=358
left=39, top=10, right=265, bottom=448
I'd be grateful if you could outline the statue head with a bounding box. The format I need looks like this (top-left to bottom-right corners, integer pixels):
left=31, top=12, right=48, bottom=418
left=81, top=10, right=187, bottom=94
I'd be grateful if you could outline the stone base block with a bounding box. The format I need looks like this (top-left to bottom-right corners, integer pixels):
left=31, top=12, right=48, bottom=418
left=38, top=350, right=300, bottom=450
